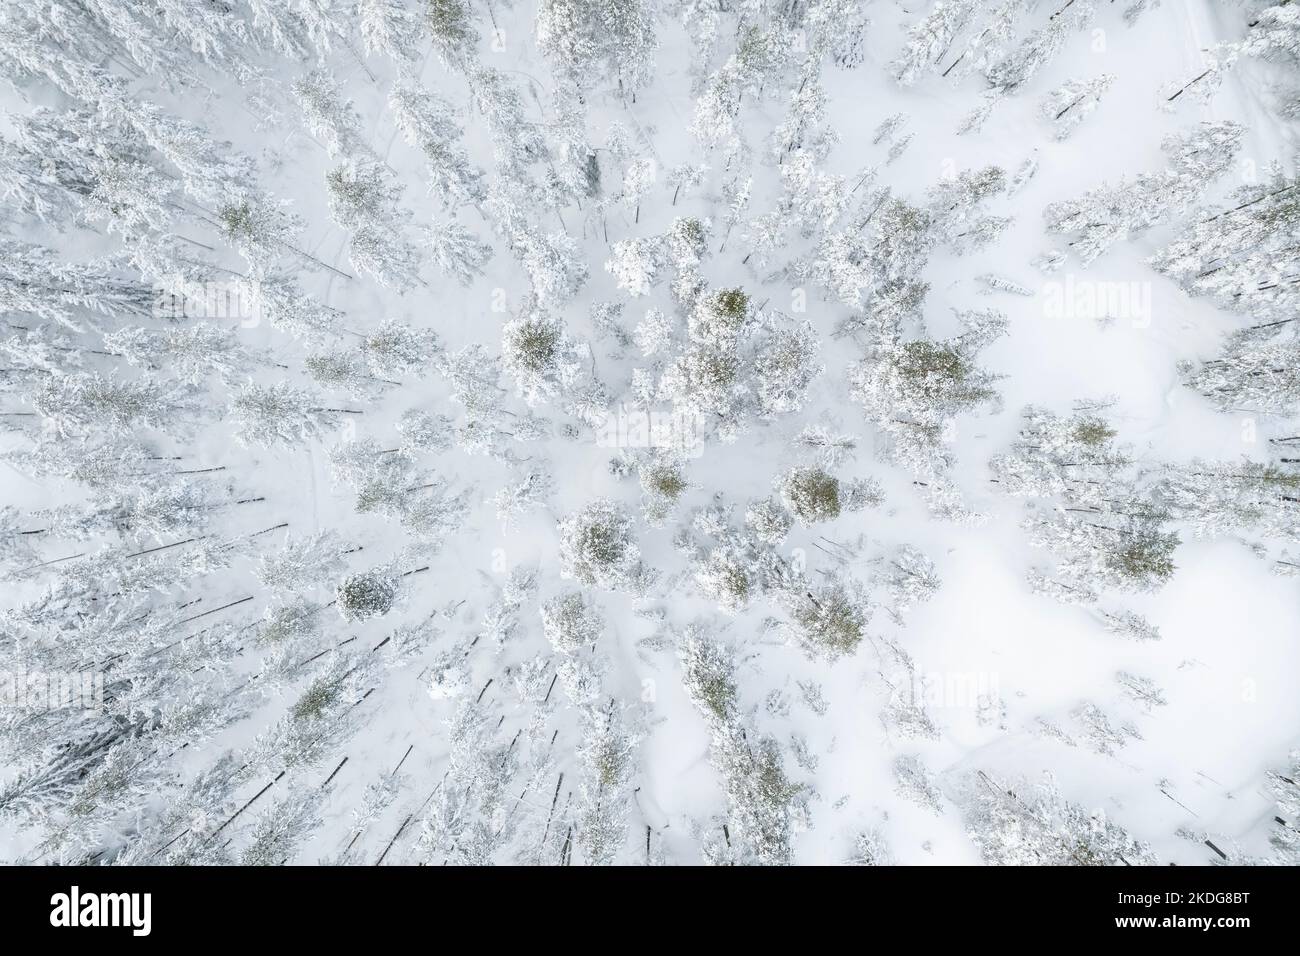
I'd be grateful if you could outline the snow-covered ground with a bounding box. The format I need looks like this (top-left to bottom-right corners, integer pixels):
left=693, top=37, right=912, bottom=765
left=0, top=0, right=1298, bottom=866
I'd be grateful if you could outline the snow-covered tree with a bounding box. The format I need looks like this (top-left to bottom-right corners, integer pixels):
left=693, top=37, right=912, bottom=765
left=229, top=382, right=354, bottom=448
left=993, top=403, right=1178, bottom=599
left=31, top=372, right=198, bottom=436
left=962, top=772, right=1157, bottom=865
left=1151, top=169, right=1300, bottom=322
left=574, top=700, right=637, bottom=864
left=605, top=237, right=665, bottom=298
left=500, top=310, right=588, bottom=407
left=784, top=574, right=871, bottom=658
left=679, top=628, right=804, bottom=865
left=1040, top=74, right=1114, bottom=139
left=335, top=568, right=400, bottom=622
left=891, top=0, right=980, bottom=86
left=360, top=319, right=440, bottom=378
left=1045, top=121, right=1243, bottom=264
left=536, top=0, right=658, bottom=96
left=1180, top=337, right=1300, bottom=415
left=0, top=239, right=154, bottom=332
left=358, top=0, right=424, bottom=66
left=1155, top=458, right=1300, bottom=540
left=985, top=1, right=1095, bottom=94
left=540, top=590, right=604, bottom=654
left=389, top=83, right=485, bottom=208
left=850, top=310, right=1006, bottom=479
left=324, top=160, right=423, bottom=290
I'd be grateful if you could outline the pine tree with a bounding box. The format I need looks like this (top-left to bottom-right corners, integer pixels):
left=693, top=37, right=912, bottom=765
left=471, top=69, right=548, bottom=181
left=1045, top=122, right=1243, bottom=264
left=992, top=403, right=1178, bottom=598
left=1151, top=170, right=1300, bottom=322
left=0, top=239, right=155, bottom=332
left=850, top=311, right=1006, bottom=479
left=426, top=0, right=480, bottom=70
left=360, top=319, right=441, bottom=378
left=229, top=382, right=354, bottom=448
left=985, top=1, right=1095, bottom=94
left=574, top=700, right=637, bottom=865
left=536, top=0, right=658, bottom=96
left=389, top=83, right=485, bottom=208
left=679, top=627, right=804, bottom=865
left=990, top=403, right=1130, bottom=505
left=891, top=0, right=980, bottom=86
left=358, top=0, right=424, bottom=66
left=335, top=569, right=400, bottom=622
left=1155, top=459, right=1300, bottom=539
left=324, top=160, right=423, bottom=291
left=1180, top=337, right=1300, bottom=415
left=1040, top=74, right=1114, bottom=140
left=293, top=68, right=367, bottom=159
left=500, top=310, right=583, bottom=407
left=540, top=590, right=604, bottom=654
left=1243, top=6, right=1300, bottom=64
left=962, top=772, right=1156, bottom=865
left=785, top=575, right=870, bottom=659
left=557, top=500, right=649, bottom=592
left=426, top=219, right=493, bottom=286
left=103, top=323, right=258, bottom=385
left=605, top=237, right=665, bottom=297
left=306, top=348, right=393, bottom=400
left=894, top=754, right=944, bottom=814
left=31, top=371, right=199, bottom=436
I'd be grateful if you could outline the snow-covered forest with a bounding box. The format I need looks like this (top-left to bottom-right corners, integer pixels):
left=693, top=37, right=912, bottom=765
left=0, top=0, right=1298, bottom=866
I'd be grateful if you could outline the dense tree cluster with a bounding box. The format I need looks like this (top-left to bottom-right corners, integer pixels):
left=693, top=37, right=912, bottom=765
left=0, top=0, right=1293, bottom=868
